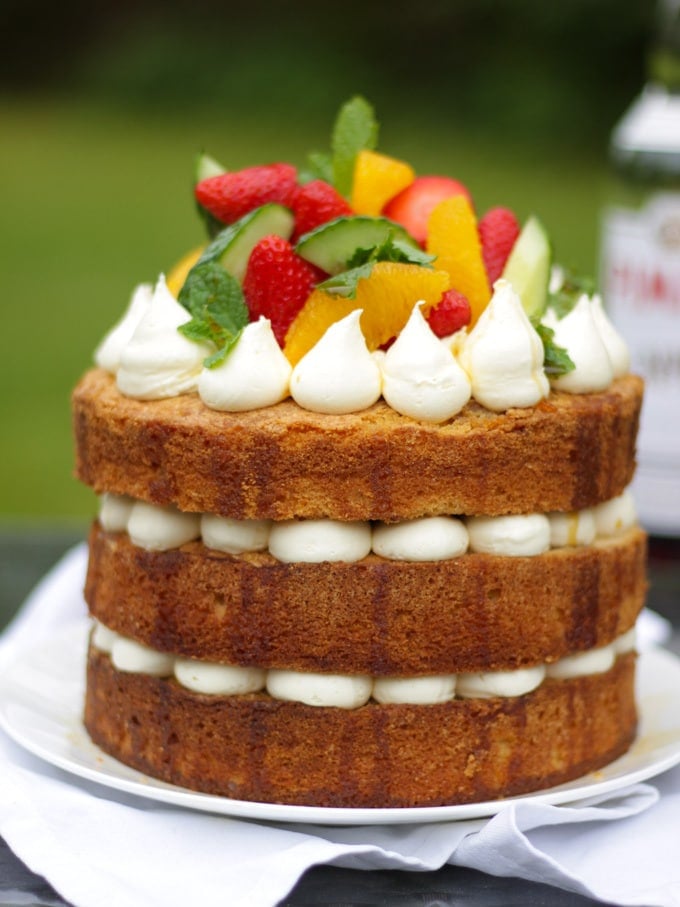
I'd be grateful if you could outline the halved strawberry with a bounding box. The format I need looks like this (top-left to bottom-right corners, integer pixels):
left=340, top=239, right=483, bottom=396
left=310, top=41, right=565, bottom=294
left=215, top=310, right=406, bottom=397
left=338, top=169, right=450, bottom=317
left=478, top=206, right=521, bottom=285
left=427, top=289, right=472, bottom=338
left=290, top=180, right=352, bottom=242
left=195, top=163, right=298, bottom=225
left=243, top=235, right=326, bottom=346
left=382, top=175, right=472, bottom=245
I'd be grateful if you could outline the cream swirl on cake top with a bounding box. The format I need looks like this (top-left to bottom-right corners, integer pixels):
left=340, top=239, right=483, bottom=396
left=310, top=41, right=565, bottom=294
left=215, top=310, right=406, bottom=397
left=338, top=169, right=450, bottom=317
left=96, top=272, right=631, bottom=421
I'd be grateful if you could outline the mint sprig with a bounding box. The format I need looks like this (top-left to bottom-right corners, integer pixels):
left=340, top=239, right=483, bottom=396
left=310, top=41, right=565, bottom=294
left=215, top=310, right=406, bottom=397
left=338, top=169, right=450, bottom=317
left=300, top=150, right=334, bottom=185
left=548, top=268, right=597, bottom=319
left=532, top=319, right=575, bottom=376
left=331, top=96, right=379, bottom=197
left=318, top=234, right=435, bottom=298
left=178, top=260, right=249, bottom=368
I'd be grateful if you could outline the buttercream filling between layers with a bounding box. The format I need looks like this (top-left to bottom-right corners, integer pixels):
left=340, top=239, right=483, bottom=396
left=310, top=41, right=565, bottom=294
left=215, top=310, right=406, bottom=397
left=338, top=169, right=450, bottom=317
left=91, top=621, right=637, bottom=709
left=98, top=488, right=638, bottom=562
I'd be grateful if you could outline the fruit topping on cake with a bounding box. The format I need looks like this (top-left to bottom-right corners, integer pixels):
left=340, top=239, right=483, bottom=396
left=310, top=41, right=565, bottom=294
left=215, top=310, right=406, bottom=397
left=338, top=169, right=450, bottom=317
left=95, top=96, right=632, bottom=424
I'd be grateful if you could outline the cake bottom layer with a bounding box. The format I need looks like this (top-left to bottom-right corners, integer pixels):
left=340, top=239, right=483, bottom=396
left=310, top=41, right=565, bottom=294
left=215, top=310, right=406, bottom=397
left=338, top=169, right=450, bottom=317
left=85, top=648, right=637, bottom=808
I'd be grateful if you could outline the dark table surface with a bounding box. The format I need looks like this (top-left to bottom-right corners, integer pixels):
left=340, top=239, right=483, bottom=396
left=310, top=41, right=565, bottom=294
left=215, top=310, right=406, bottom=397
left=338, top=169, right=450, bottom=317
left=1, top=527, right=678, bottom=907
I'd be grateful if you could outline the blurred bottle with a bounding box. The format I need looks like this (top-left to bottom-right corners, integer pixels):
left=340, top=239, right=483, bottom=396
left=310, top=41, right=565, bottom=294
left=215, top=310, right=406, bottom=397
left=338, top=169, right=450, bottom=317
left=600, top=0, right=680, bottom=538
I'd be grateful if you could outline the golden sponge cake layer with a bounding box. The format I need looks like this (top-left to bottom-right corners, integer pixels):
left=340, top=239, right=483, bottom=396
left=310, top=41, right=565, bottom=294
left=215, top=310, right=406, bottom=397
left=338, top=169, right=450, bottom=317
left=85, top=647, right=637, bottom=808
left=86, top=524, right=646, bottom=675
left=73, top=369, right=643, bottom=522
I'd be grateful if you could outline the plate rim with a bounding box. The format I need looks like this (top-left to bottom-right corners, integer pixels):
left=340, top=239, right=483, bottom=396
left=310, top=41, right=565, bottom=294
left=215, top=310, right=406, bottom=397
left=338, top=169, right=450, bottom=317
left=1, top=622, right=680, bottom=826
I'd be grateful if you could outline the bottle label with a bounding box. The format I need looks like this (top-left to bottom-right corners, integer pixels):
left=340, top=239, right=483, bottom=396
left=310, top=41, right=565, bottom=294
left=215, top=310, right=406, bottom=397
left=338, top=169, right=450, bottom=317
left=601, top=191, right=680, bottom=534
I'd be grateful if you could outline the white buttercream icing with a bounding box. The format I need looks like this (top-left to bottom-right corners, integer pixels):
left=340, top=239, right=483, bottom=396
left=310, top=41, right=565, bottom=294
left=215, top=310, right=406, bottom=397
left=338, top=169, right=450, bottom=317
left=127, top=501, right=201, bottom=551
left=591, top=294, right=630, bottom=378
left=94, top=622, right=632, bottom=706
left=92, top=622, right=118, bottom=654
left=459, top=280, right=549, bottom=411
left=266, top=670, right=373, bottom=709
left=200, top=514, right=271, bottom=554
left=456, top=664, right=546, bottom=699
left=381, top=304, right=471, bottom=422
left=614, top=627, right=637, bottom=654
left=117, top=275, right=211, bottom=399
left=546, top=642, right=616, bottom=679
left=95, top=283, right=153, bottom=374
left=372, top=674, right=456, bottom=705
left=198, top=317, right=291, bottom=412
left=98, top=493, right=135, bottom=533
left=546, top=295, right=614, bottom=394
left=174, top=658, right=266, bottom=695
left=372, top=516, right=469, bottom=561
left=547, top=509, right=596, bottom=548
left=268, top=519, right=372, bottom=564
left=289, top=310, right=382, bottom=414
left=110, top=637, right=174, bottom=676
left=466, top=513, right=551, bottom=556
left=593, top=490, right=637, bottom=537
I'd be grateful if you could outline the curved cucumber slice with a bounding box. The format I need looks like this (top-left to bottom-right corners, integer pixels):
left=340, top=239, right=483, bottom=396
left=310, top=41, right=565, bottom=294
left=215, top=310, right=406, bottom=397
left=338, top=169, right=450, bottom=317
left=194, top=151, right=226, bottom=183
left=198, top=204, right=294, bottom=281
left=501, top=216, right=551, bottom=318
left=295, top=215, right=419, bottom=275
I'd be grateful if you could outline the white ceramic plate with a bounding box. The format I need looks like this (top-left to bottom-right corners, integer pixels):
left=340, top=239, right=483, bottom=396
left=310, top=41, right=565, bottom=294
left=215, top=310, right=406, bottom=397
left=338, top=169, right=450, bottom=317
left=1, top=622, right=680, bottom=826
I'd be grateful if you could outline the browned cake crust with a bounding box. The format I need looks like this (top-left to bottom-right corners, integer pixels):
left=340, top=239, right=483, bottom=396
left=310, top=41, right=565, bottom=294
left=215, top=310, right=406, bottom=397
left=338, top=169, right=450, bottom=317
left=72, top=369, right=643, bottom=522
left=85, top=647, right=637, bottom=808
left=86, top=524, right=646, bottom=674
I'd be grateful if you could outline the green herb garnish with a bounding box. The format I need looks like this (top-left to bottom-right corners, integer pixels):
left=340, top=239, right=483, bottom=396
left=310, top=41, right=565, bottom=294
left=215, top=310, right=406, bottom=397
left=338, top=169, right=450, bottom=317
left=178, top=260, right=249, bottom=367
left=548, top=268, right=597, bottom=319
left=532, top=319, right=575, bottom=376
left=318, top=234, right=434, bottom=297
left=331, top=96, right=379, bottom=197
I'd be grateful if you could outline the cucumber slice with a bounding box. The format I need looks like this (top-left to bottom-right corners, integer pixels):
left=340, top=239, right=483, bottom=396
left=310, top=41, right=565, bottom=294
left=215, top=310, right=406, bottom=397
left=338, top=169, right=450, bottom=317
left=295, top=216, right=419, bottom=275
left=198, top=204, right=294, bottom=281
left=194, top=151, right=226, bottom=183
left=501, top=216, right=552, bottom=318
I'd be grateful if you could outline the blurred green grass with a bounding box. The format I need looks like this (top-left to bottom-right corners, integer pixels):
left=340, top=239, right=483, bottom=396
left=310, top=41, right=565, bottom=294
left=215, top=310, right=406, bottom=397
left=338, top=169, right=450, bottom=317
left=0, top=97, right=610, bottom=521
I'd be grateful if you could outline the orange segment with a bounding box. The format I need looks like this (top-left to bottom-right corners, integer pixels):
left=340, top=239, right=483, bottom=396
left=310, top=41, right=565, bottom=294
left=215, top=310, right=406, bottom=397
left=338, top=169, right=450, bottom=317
left=426, top=196, right=491, bottom=325
left=166, top=245, right=206, bottom=297
left=351, top=150, right=415, bottom=217
left=283, top=261, right=450, bottom=365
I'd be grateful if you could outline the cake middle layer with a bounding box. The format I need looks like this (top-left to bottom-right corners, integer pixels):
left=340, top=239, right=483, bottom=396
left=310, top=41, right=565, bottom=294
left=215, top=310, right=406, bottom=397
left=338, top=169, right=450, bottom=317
left=85, top=523, right=646, bottom=675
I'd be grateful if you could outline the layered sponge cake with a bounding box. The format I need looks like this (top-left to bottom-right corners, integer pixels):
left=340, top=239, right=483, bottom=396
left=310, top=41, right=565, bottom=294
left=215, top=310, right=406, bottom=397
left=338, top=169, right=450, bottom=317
left=73, top=98, right=645, bottom=808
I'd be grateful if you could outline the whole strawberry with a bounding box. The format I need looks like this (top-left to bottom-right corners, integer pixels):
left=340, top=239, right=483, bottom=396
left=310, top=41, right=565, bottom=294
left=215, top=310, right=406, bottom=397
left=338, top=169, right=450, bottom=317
left=478, top=207, right=521, bottom=285
left=427, top=289, right=472, bottom=338
left=243, top=235, right=326, bottom=346
left=383, top=175, right=472, bottom=245
left=195, top=163, right=298, bottom=225
left=291, top=180, right=352, bottom=241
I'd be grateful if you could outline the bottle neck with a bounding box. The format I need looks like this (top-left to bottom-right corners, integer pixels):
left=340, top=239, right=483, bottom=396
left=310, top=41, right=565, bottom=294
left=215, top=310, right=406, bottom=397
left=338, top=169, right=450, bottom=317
left=648, top=0, right=680, bottom=92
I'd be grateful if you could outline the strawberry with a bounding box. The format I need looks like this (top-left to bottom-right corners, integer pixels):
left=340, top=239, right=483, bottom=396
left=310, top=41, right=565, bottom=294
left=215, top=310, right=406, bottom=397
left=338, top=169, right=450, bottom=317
left=382, top=175, right=472, bottom=245
left=290, top=180, right=352, bottom=241
left=195, top=163, right=298, bottom=225
left=478, top=206, right=521, bottom=285
left=243, top=235, right=326, bottom=346
left=426, top=289, right=472, bottom=338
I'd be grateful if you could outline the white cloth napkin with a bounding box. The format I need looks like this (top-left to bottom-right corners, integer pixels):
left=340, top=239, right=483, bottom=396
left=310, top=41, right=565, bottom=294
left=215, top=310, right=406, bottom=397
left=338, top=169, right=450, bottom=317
left=0, top=544, right=678, bottom=907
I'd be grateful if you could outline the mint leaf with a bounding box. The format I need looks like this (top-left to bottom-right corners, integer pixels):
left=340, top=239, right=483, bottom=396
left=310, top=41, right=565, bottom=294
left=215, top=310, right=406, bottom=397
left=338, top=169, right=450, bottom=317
left=549, top=268, right=596, bottom=319
left=317, top=263, right=375, bottom=298
left=178, top=260, right=248, bottom=367
left=347, top=236, right=435, bottom=269
left=331, top=96, right=379, bottom=197
left=321, top=233, right=435, bottom=297
left=532, top=319, right=575, bottom=376
left=299, top=150, right=333, bottom=184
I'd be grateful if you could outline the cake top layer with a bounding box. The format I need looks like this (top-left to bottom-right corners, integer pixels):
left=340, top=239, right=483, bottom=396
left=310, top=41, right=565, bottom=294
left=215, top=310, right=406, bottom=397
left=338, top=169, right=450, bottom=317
left=73, top=369, right=642, bottom=520
left=90, top=97, right=631, bottom=425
